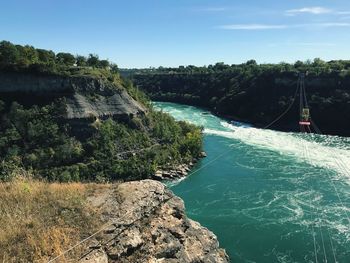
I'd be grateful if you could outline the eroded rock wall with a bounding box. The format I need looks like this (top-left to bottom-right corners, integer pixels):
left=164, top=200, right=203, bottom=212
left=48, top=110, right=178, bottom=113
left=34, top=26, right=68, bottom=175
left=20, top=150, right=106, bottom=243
left=0, top=72, right=146, bottom=120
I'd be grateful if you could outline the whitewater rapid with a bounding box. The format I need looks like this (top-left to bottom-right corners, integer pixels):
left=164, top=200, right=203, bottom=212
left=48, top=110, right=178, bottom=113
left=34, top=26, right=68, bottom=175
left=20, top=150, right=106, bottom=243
left=206, top=122, right=350, bottom=181
left=154, top=101, right=350, bottom=181
left=154, top=101, right=350, bottom=262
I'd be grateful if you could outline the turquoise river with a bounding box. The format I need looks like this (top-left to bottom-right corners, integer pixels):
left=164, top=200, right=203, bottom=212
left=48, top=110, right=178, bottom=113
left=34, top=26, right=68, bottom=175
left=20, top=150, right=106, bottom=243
left=154, top=102, right=350, bottom=263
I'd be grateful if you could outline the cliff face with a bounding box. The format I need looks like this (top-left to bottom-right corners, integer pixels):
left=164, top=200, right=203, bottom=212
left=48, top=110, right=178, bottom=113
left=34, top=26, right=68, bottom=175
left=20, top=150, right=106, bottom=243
left=132, top=72, right=350, bottom=136
left=65, top=89, right=145, bottom=119
left=0, top=72, right=146, bottom=120
left=80, top=180, right=229, bottom=263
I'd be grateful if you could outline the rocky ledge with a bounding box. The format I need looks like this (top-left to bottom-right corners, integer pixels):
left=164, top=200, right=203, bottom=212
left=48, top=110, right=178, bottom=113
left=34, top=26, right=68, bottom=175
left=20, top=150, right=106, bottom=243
left=154, top=152, right=207, bottom=180
left=80, top=180, right=229, bottom=263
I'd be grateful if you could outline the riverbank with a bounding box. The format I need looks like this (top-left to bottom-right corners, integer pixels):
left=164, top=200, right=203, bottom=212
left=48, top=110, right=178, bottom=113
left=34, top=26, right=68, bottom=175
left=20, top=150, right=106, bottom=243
left=152, top=98, right=304, bottom=133
left=153, top=151, right=207, bottom=180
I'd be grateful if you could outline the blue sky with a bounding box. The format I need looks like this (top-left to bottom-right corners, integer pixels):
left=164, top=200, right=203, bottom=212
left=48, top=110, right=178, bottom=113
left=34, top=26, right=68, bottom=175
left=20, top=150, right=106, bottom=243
left=0, top=0, right=349, bottom=68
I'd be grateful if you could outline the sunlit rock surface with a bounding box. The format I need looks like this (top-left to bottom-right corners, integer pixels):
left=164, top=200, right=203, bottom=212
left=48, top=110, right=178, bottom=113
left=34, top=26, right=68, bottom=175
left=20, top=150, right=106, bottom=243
left=80, top=180, right=229, bottom=263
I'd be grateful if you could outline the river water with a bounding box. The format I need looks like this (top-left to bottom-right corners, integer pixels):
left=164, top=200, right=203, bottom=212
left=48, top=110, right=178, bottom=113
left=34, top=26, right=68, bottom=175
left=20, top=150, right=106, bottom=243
left=154, top=101, right=350, bottom=263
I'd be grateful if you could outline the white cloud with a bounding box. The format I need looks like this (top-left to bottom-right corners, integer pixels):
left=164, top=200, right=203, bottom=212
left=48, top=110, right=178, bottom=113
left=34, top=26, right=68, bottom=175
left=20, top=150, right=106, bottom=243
left=286, top=6, right=332, bottom=16
left=285, top=7, right=350, bottom=17
left=218, top=22, right=350, bottom=30
left=218, top=24, right=287, bottom=30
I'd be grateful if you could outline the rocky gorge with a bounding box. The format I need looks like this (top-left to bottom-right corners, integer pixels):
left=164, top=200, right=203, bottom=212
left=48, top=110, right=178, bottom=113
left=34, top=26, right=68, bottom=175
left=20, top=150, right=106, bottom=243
left=129, top=68, right=350, bottom=136
left=0, top=68, right=228, bottom=262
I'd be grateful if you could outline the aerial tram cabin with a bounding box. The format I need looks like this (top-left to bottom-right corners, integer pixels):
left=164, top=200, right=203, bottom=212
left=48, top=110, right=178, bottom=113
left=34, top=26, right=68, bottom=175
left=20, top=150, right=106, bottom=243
left=299, top=108, right=311, bottom=126
left=298, top=72, right=312, bottom=129
left=262, top=71, right=316, bottom=133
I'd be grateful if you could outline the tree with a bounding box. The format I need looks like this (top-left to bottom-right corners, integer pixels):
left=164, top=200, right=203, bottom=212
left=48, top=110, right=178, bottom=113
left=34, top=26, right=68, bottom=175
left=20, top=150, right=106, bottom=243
left=328, top=61, right=345, bottom=71
left=294, top=60, right=304, bottom=69
left=37, top=49, right=55, bottom=64
left=213, top=62, right=229, bottom=71
left=76, top=55, right=87, bottom=66
left=87, top=54, right=99, bottom=67
left=312, top=58, right=325, bottom=67
left=110, top=63, right=119, bottom=73
left=56, top=52, right=76, bottom=66
left=14, top=45, right=39, bottom=66
left=0, top=41, right=20, bottom=66
left=99, top=59, right=110, bottom=68
left=23, top=45, right=39, bottom=64
left=246, top=59, right=257, bottom=66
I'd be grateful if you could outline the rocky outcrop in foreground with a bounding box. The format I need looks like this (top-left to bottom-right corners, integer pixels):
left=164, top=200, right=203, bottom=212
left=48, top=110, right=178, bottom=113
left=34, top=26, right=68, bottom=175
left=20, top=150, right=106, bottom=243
left=80, top=180, right=229, bottom=263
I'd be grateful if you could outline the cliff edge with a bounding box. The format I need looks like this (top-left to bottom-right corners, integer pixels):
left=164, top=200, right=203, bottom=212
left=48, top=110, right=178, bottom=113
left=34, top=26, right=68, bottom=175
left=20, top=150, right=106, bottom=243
left=78, top=180, right=229, bottom=263
left=0, top=71, right=146, bottom=120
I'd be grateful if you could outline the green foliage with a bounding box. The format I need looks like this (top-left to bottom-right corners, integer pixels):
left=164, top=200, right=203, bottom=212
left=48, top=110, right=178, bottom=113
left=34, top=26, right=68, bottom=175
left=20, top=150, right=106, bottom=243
left=0, top=99, right=202, bottom=182
left=123, top=78, right=151, bottom=106
left=0, top=157, right=22, bottom=181
left=87, top=54, right=99, bottom=67
left=56, top=52, right=76, bottom=66
left=37, top=49, right=55, bottom=64
left=0, top=100, right=80, bottom=179
left=99, top=59, right=110, bottom=68
left=16, top=45, right=39, bottom=66
left=0, top=40, right=117, bottom=75
left=76, top=55, right=87, bottom=66
left=0, top=41, right=20, bottom=65
left=110, top=63, right=119, bottom=73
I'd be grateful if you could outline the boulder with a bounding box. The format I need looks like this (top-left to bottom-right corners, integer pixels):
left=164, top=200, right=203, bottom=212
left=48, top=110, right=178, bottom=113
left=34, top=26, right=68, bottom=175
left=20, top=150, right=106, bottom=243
left=200, top=151, right=207, bottom=158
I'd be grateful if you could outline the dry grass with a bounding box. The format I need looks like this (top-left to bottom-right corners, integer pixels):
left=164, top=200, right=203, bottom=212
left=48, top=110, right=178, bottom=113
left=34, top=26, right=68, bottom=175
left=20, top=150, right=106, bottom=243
left=0, top=176, right=107, bottom=263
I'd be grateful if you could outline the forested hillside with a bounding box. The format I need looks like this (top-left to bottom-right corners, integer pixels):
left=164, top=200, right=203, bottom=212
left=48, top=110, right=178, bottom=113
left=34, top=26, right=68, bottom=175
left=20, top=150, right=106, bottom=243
left=0, top=41, right=203, bottom=182
left=126, top=60, right=350, bottom=136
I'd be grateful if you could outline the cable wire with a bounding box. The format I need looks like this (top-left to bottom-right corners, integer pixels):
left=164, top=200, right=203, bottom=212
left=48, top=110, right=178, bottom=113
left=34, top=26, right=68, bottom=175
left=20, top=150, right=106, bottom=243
left=301, top=137, right=319, bottom=263
left=263, top=76, right=300, bottom=129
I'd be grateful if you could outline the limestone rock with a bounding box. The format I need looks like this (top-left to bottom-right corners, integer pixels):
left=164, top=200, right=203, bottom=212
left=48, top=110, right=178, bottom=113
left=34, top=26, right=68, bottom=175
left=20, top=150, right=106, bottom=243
left=153, top=162, right=198, bottom=181
left=80, top=249, right=108, bottom=263
left=81, top=180, right=229, bottom=263
left=0, top=72, right=146, bottom=120
left=65, top=89, right=145, bottom=120
left=200, top=151, right=207, bottom=158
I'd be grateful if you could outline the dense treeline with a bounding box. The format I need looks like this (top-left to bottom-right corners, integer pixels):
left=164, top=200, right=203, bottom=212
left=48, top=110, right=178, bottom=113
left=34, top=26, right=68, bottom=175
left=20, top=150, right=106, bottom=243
left=0, top=40, right=118, bottom=75
left=0, top=41, right=203, bottom=182
left=122, top=59, right=350, bottom=75
left=126, top=60, right=350, bottom=136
